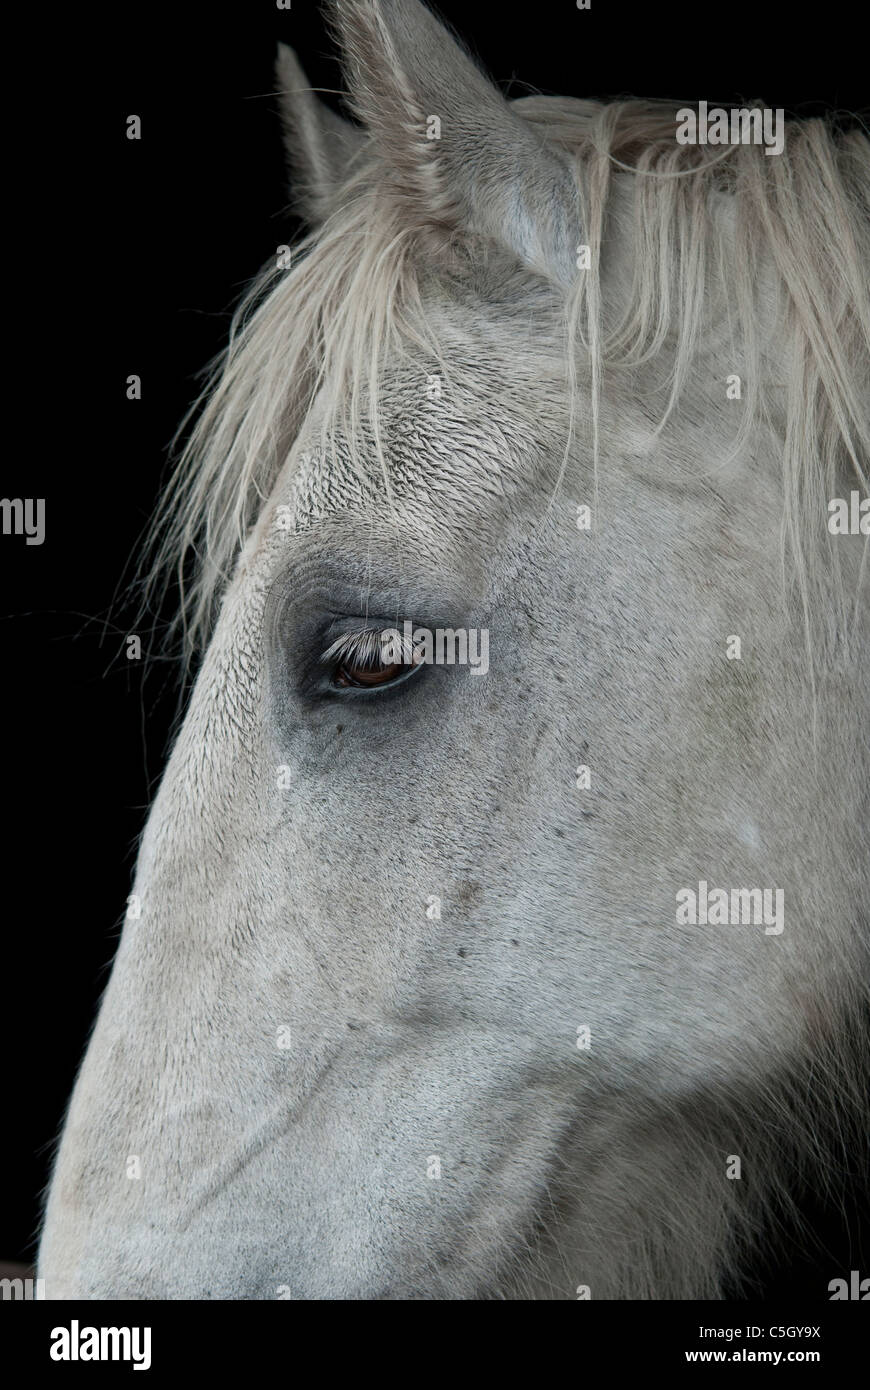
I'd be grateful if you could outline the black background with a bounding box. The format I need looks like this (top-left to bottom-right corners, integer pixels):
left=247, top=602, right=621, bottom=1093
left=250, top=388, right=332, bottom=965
left=3, top=0, right=867, bottom=1295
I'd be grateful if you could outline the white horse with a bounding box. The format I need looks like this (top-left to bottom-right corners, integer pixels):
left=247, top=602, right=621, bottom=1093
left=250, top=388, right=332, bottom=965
left=40, top=0, right=868, bottom=1299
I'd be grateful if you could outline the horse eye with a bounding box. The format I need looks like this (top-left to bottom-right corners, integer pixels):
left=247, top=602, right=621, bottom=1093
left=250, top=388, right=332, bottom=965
left=334, top=658, right=405, bottom=689
left=323, top=626, right=423, bottom=693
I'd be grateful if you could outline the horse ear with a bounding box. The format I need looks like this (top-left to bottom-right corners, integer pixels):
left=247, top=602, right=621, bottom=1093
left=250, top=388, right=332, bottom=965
left=275, top=43, right=365, bottom=224
left=329, top=0, right=579, bottom=284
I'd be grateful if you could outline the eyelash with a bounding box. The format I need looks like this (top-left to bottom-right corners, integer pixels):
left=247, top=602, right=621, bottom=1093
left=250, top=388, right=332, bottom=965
left=320, top=628, right=400, bottom=666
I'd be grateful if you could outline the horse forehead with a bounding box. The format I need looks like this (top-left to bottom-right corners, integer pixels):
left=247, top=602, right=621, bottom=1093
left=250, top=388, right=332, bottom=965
left=282, top=362, right=564, bottom=529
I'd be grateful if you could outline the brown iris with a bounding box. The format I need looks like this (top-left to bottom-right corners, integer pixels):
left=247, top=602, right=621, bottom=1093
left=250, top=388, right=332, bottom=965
left=334, top=657, right=404, bottom=688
